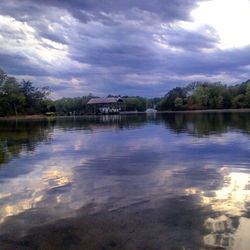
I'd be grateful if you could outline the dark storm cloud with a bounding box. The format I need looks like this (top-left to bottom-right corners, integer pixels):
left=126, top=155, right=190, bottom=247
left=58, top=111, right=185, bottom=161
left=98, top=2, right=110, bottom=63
left=165, top=25, right=219, bottom=51
left=0, top=53, right=47, bottom=76
left=1, top=0, right=250, bottom=97
left=169, top=46, right=250, bottom=75
left=67, top=21, right=249, bottom=77
left=30, top=0, right=199, bottom=23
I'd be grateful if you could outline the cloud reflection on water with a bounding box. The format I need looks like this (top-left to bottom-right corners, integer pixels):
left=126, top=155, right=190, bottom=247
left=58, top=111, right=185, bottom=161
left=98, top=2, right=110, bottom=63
left=0, top=113, right=249, bottom=249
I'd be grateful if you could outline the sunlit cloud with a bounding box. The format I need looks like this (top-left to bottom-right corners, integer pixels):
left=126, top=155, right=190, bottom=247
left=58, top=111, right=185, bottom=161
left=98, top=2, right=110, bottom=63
left=191, top=0, right=250, bottom=49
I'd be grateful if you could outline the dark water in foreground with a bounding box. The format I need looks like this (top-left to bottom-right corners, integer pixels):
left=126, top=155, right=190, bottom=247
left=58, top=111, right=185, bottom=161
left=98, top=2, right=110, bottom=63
left=0, top=113, right=250, bottom=250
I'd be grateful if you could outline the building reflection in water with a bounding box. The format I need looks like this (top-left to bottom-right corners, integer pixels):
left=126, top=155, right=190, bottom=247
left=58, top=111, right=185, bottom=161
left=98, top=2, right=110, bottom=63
left=204, top=215, right=235, bottom=249
left=187, top=167, right=250, bottom=249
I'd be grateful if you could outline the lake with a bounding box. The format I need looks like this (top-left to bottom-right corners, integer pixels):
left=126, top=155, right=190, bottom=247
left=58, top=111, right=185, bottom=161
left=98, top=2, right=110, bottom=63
left=0, top=112, right=250, bottom=250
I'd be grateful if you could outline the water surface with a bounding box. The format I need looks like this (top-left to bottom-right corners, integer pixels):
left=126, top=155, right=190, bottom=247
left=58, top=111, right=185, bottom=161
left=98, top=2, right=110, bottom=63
left=0, top=113, right=250, bottom=250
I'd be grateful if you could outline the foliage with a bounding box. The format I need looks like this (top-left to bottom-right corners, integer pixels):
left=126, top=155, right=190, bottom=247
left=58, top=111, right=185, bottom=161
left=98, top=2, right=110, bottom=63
left=122, top=96, right=147, bottom=111
left=159, top=81, right=250, bottom=111
left=2, top=67, right=250, bottom=115
left=53, top=96, right=93, bottom=115
left=0, top=69, right=49, bottom=116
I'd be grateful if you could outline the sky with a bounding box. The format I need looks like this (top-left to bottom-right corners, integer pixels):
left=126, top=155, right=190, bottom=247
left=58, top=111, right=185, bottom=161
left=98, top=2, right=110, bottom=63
left=1, top=0, right=250, bottom=98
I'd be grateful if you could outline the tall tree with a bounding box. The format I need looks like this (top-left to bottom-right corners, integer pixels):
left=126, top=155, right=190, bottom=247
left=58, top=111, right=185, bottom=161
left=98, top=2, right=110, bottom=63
left=1, top=77, right=25, bottom=115
left=20, top=80, right=49, bottom=114
left=0, top=69, right=50, bottom=116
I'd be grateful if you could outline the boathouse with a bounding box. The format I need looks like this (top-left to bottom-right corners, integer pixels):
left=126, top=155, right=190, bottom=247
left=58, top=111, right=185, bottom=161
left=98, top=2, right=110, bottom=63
left=87, top=97, right=124, bottom=114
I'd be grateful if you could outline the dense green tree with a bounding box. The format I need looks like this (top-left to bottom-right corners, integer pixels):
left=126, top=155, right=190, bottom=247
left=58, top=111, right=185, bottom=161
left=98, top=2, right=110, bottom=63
left=53, top=96, right=92, bottom=115
left=159, top=81, right=250, bottom=111
left=160, top=87, right=187, bottom=110
left=147, top=97, right=162, bottom=109
left=174, top=97, right=184, bottom=110
left=0, top=69, right=49, bottom=116
left=123, top=96, right=147, bottom=111
left=1, top=77, right=25, bottom=115
left=20, top=80, right=49, bottom=114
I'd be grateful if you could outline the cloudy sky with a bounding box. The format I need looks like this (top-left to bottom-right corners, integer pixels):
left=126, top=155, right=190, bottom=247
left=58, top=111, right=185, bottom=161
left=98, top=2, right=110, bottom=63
left=1, top=0, right=250, bottom=98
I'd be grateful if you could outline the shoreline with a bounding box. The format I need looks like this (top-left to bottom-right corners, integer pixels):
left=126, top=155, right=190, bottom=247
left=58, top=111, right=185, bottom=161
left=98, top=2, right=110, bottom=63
left=156, top=108, right=250, bottom=114
left=0, top=108, right=250, bottom=120
left=0, top=115, right=48, bottom=121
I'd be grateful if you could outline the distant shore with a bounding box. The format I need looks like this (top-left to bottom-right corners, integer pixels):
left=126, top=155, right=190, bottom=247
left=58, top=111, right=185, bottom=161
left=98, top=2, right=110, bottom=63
left=157, top=108, right=250, bottom=113
left=0, top=109, right=250, bottom=120
left=0, top=115, right=47, bottom=120
left=122, top=109, right=250, bottom=114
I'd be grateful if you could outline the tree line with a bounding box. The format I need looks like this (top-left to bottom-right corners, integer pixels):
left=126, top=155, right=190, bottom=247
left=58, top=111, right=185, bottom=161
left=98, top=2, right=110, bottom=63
left=51, top=96, right=160, bottom=115
left=45, top=80, right=250, bottom=114
left=159, top=81, right=250, bottom=111
left=1, top=68, right=250, bottom=116
left=0, top=69, right=49, bottom=116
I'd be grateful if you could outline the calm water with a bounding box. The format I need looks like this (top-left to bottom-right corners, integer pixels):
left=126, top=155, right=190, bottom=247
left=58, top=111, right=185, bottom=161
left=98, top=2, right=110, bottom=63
left=0, top=113, right=250, bottom=250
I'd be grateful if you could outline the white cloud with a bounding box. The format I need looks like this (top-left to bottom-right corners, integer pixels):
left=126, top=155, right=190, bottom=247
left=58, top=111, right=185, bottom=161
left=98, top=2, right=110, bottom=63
left=190, top=0, right=250, bottom=49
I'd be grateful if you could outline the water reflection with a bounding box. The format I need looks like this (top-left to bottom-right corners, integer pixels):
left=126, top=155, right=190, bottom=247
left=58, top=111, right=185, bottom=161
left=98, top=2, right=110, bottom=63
left=161, top=112, right=250, bottom=136
left=0, top=120, right=53, bottom=165
left=184, top=165, right=250, bottom=249
left=0, top=113, right=250, bottom=249
left=188, top=167, right=250, bottom=249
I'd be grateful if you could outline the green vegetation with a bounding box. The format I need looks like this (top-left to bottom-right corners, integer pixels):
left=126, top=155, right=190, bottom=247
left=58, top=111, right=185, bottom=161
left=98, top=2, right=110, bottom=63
left=52, top=96, right=93, bottom=115
left=159, top=81, right=250, bottom=111
left=123, top=96, right=161, bottom=111
left=49, top=96, right=159, bottom=115
left=0, top=69, right=49, bottom=116
left=1, top=67, right=250, bottom=116
left=123, top=96, right=147, bottom=111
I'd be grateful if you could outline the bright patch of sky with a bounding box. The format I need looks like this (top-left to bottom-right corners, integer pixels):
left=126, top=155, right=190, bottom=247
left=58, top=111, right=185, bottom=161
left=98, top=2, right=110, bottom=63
left=189, top=0, right=250, bottom=49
